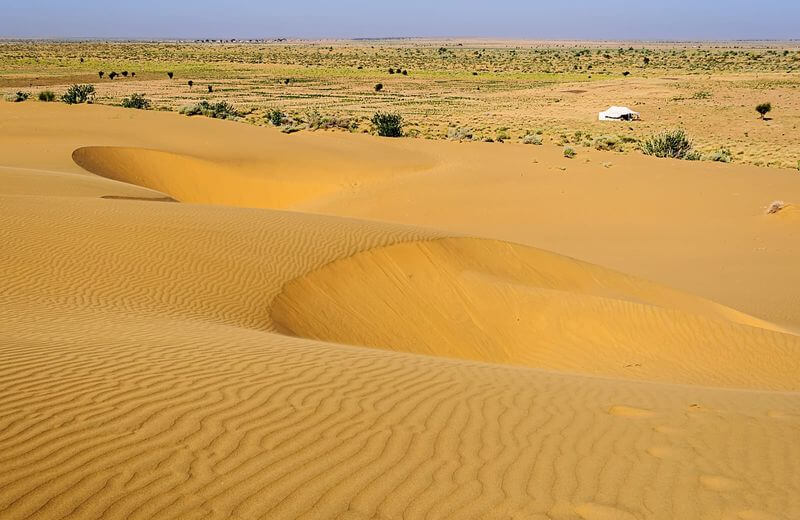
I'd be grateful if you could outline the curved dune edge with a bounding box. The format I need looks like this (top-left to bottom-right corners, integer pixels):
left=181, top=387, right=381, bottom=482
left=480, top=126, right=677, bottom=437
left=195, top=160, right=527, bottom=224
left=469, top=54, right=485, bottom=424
left=72, top=144, right=438, bottom=210
left=272, top=237, right=800, bottom=390
left=72, top=146, right=341, bottom=209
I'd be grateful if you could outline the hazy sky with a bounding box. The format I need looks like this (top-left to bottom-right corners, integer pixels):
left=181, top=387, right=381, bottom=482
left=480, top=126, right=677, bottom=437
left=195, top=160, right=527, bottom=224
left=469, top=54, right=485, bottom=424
left=2, top=0, right=799, bottom=40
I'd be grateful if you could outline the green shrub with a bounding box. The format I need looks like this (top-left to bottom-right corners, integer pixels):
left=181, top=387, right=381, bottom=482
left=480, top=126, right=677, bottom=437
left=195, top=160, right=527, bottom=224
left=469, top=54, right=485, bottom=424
left=707, top=148, right=732, bottom=163
left=640, top=129, right=696, bottom=159
left=61, top=84, right=95, bottom=104
left=120, top=93, right=150, bottom=109
left=6, top=91, right=30, bottom=102
left=564, top=147, right=577, bottom=158
left=267, top=108, right=286, bottom=126
left=179, top=100, right=240, bottom=119
left=38, top=90, right=56, bottom=102
left=371, top=112, right=403, bottom=137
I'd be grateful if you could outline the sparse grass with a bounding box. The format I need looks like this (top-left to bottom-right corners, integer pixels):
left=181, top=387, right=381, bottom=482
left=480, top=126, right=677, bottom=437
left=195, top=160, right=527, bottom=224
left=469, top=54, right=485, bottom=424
left=564, top=147, right=577, bottom=158
left=38, top=90, right=56, bottom=102
left=593, top=135, right=620, bottom=151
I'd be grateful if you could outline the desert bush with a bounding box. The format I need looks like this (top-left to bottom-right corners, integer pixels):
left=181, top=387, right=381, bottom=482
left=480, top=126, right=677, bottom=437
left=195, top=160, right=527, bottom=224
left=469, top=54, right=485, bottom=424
left=756, top=102, right=772, bottom=119
left=121, top=71, right=128, bottom=77
left=267, top=108, right=286, bottom=126
left=281, top=125, right=303, bottom=134
left=374, top=83, right=383, bottom=92
left=593, top=135, right=619, bottom=151
left=447, top=127, right=473, bottom=141
left=98, top=71, right=104, bottom=79
left=496, top=129, right=511, bottom=142
left=61, top=84, right=95, bottom=104
left=692, top=90, right=712, bottom=99
left=564, top=147, right=577, bottom=158
left=640, top=129, right=696, bottom=159
left=707, top=147, right=732, bottom=163
left=179, top=100, right=240, bottom=119
left=167, top=71, right=174, bottom=79
left=6, top=91, right=30, bottom=102
left=371, top=112, right=403, bottom=137
left=109, top=72, right=118, bottom=80
left=522, top=134, right=543, bottom=145
left=38, top=90, right=56, bottom=102
left=388, top=68, right=395, bottom=74
left=121, top=93, right=150, bottom=110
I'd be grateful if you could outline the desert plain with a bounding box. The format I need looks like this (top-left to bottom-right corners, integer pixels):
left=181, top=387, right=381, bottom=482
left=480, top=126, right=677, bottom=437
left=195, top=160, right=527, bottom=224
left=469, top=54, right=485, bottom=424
left=1, top=39, right=800, bottom=520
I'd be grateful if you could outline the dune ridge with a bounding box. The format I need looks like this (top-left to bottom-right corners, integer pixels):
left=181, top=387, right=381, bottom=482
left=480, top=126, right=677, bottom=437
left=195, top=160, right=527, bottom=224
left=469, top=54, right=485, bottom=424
left=2, top=102, right=799, bottom=519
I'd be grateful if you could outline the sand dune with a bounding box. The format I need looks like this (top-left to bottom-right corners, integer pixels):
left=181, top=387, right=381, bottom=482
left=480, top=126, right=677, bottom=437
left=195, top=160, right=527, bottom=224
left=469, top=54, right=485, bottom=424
left=2, top=102, right=800, bottom=519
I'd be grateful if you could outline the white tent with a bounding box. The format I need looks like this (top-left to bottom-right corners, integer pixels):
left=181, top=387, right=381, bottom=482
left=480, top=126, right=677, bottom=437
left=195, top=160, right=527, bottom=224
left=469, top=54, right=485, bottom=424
left=599, top=106, right=640, bottom=121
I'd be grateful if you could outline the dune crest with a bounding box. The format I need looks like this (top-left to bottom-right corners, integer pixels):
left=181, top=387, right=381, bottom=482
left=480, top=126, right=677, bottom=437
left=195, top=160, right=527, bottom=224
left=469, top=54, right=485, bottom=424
left=272, top=237, right=799, bottom=390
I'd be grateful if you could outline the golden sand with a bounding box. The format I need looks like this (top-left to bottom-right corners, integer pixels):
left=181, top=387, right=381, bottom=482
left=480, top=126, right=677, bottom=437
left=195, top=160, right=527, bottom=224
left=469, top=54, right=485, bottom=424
left=1, top=102, right=799, bottom=519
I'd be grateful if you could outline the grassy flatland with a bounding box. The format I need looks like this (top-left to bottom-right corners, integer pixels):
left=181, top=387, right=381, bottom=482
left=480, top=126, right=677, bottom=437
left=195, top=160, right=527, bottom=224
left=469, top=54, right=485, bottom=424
left=2, top=39, right=800, bottom=167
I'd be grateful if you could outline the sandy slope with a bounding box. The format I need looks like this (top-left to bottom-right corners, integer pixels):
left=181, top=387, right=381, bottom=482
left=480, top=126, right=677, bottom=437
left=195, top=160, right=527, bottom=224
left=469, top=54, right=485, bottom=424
left=1, top=102, right=799, bottom=519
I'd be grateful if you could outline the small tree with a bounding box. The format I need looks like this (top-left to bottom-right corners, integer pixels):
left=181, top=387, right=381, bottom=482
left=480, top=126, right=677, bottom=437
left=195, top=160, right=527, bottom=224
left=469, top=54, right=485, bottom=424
left=374, top=83, right=383, bottom=92
left=109, top=71, right=118, bottom=80
left=130, top=72, right=136, bottom=77
left=121, top=71, right=128, bottom=77
left=188, top=80, right=194, bottom=89
left=756, top=102, right=772, bottom=119
left=371, top=112, right=403, bottom=137
left=167, top=71, right=174, bottom=79
left=207, top=85, right=213, bottom=93
left=98, top=71, right=105, bottom=79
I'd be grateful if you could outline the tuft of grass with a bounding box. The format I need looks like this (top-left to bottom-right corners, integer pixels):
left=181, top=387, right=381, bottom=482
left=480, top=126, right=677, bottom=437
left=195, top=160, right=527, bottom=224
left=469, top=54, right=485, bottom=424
left=563, top=147, right=577, bottom=158
left=371, top=112, right=403, bottom=137
left=707, top=147, right=732, bottom=163
left=61, top=84, right=95, bottom=104
left=38, top=90, right=56, bottom=102
left=120, top=93, right=150, bottom=110
left=640, top=129, right=696, bottom=159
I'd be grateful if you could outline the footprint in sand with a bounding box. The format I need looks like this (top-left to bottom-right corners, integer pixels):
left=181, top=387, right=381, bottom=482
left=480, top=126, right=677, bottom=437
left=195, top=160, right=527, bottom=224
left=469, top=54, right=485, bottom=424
left=700, top=474, right=744, bottom=492
left=608, top=405, right=655, bottom=418
left=575, top=502, right=639, bottom=520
